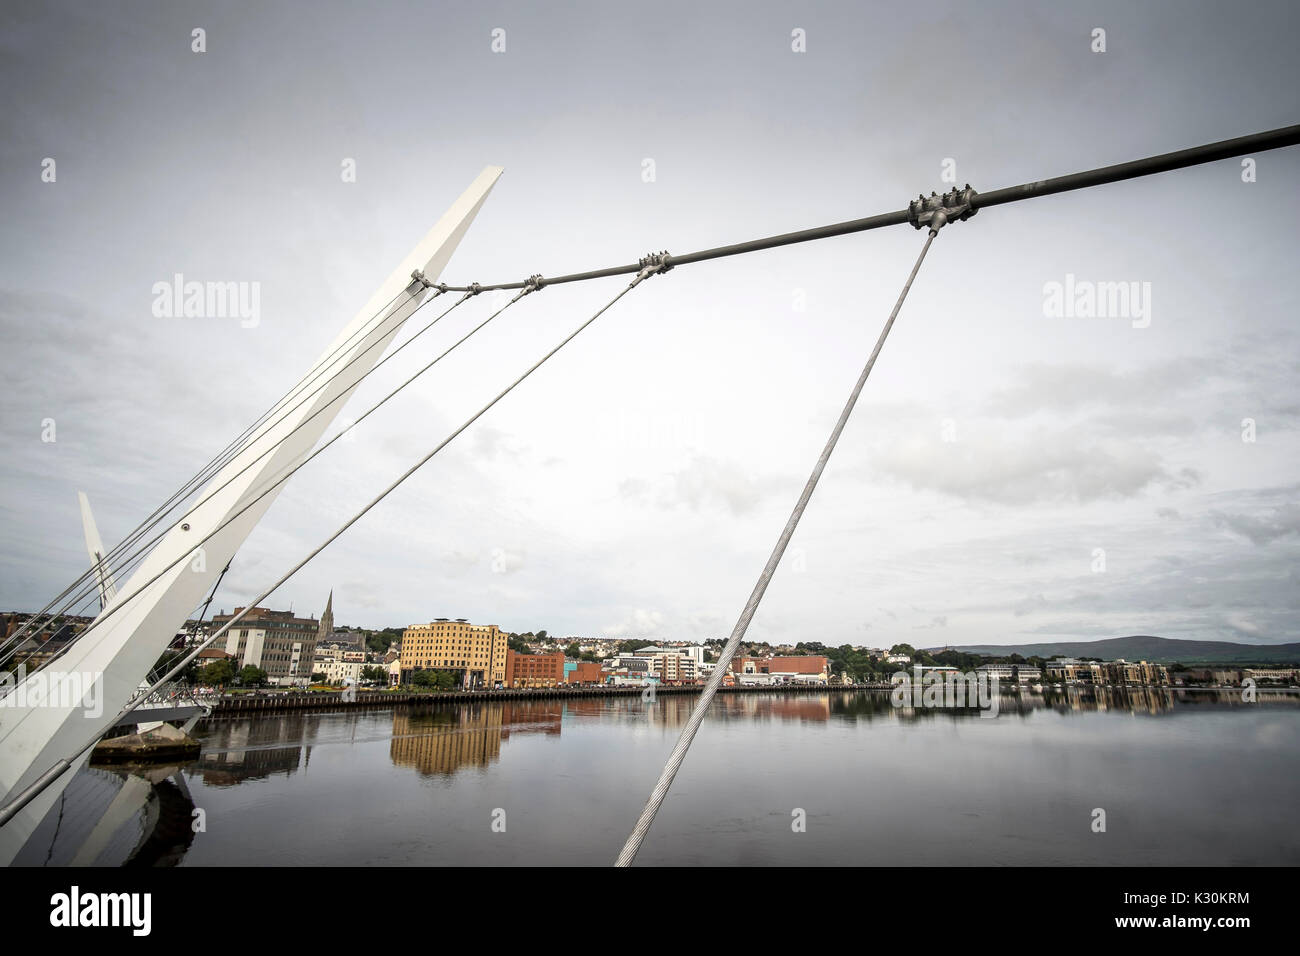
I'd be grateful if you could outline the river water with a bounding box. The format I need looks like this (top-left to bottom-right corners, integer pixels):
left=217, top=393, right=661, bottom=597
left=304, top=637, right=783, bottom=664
left=18, top=687, right=1300, bottom=866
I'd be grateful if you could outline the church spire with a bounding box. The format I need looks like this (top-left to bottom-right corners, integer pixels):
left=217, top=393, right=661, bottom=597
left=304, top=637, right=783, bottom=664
left=318, top=590, right=334, bottom=641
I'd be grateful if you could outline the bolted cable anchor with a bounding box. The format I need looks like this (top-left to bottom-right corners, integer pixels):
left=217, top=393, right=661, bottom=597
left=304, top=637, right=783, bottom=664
left=907, top=185, right=978, bottom=234
left=637, top=250, right=673, bottom=278
left=409, top=268, right=435, bottom=290
left=522, top=274, right=545, bottom=295
left=466, top=282, right=484, bottom=296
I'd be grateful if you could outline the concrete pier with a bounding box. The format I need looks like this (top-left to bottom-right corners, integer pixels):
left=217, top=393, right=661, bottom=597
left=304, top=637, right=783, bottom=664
left=91, top=722, right=201, bottom=763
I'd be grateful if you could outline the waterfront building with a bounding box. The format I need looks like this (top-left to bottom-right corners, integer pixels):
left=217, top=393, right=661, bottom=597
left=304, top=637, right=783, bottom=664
left=1243, top=667, right=1299, bottom=683
left=767, top=656, right=830, bottom=683
left=634, top=643, right=707, bottom=665
left=213, top=603, right=322, bottom=686
left=1045, top=658, right=1104, bottom=683
left=316, top=658, right=363, bottom=685
left=401, top=619, right=509, bottom=688
left=1046, top=658, right=1168, bottom=685
left=976, top=663, right=1043, bottom=682
left=504, top=650, right=566, bottom=688
left=607, top=672, right=659, bottom=686
left=1102, top=659, right=1169, bottom=686
left=653, top=653, right=698, bottom=683
left=731, top=655, right=830, bottom=684
left=565, top=660, right=603, bottom=684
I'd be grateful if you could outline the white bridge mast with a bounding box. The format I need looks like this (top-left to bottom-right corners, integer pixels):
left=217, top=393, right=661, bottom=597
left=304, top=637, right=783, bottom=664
left=0, top=167, right=503, bottom=864
left=78, top=491, right=117, bottom=610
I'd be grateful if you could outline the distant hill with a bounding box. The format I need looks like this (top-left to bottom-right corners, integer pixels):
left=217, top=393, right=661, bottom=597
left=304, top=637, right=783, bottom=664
left=923, top=635, right=1300, bottom=665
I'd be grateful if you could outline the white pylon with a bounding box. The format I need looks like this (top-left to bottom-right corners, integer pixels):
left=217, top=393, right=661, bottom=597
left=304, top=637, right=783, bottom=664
left=78, top=491, right=117, bottom=610
left=0, top=167, right=504, bottom=864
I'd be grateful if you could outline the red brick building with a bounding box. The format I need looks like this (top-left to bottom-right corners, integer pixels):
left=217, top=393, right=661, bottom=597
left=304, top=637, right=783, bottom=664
left=505, top=650, right=566, bottom=688
left=769, top=656, right=829, bottom=679
left=731, top=655, right=829, bottom=683
left=565, top=661, right=603, bottom=685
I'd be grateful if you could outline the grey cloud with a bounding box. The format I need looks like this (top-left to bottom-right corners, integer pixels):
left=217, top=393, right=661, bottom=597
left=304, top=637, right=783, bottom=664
left=872, top=430, right=1201, bottom=505
left=1209, top=503, right=1300, bottom=546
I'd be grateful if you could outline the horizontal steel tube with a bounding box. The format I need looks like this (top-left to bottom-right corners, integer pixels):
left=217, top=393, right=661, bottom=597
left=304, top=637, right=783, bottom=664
left=974, top=123, right=1300, bottom=208
left=440, top=123, right=1299, bottom=292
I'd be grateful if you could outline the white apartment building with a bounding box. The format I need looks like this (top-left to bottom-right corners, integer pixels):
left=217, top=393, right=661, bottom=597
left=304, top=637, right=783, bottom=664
left=635, top=644, right=707, bottom=665
left=315, top=658, right=363, bottom=685
left=976, top=663, right=1042, bottom=681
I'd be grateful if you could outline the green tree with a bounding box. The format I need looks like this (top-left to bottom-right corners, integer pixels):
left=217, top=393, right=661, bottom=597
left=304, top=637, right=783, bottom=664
left=310, top=671, right=326, bottom=683
left=238, top=665, right=268, bottom=687
left=361, top=665, right=387, bottom=683
left=508, top=635, right=532, bottom=655
left=412, top=669, right=459, bottom=691
left=565, top=642, right=582, bottom=659
left=199, top=659, right=234, bottom=686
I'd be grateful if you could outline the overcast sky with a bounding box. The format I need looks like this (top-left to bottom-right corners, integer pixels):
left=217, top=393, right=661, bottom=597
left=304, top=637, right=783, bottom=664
left=2, top=0, right=1298, bottom=648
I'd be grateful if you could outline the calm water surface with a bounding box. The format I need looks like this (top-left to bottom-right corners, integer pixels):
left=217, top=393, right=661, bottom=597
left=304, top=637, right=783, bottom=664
left=21, top=688, right=1300, bottom=866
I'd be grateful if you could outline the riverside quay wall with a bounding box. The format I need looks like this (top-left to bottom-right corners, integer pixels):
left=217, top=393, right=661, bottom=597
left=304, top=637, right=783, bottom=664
left=208, top=682, right=874, bottom=716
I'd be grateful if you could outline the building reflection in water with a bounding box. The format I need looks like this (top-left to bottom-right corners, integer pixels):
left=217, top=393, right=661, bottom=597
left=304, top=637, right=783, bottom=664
left=828, top=685, right=1299, bottom=722
left=23, top=686, right=1294, bottom=865
left=391, top=705, right=505, bottom=776
left=190, top=686, right=1300, bottom=786
left=192, top=712, right=322, bottom=786
left=389, top=701, right=572, bottom=776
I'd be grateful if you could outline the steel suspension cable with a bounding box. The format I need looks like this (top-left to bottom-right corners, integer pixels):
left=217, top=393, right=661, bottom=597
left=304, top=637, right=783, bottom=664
left=5, top=285, right=419, bottom=652
left=3, top=282, right=539, bottom=680
left=145, top=560, right=231, bottom=687
left=0, top=289, right=467, bottom=668
left=614, top=226, right=944, bottom=867
left=0, top=263, right=665, bottom=828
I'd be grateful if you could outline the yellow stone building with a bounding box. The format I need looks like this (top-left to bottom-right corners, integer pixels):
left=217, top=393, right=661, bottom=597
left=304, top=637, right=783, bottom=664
left=400, top=619, right=508, bottom=688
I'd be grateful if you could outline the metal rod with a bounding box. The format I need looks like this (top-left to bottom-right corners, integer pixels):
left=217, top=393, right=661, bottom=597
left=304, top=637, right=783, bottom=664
left=973, top=123, right=1300, bottom=208
left=440, top=123, right=1300, bottom=292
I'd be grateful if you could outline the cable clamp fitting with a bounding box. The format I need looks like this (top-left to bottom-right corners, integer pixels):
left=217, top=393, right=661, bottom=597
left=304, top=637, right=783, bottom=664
left=637, top=250, right=673, bottom=279
left=466, top=282, right=484, bottom=296
left=522, top=274, right=545, bottom=295
left=907, top=185, right=978, bottom=234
